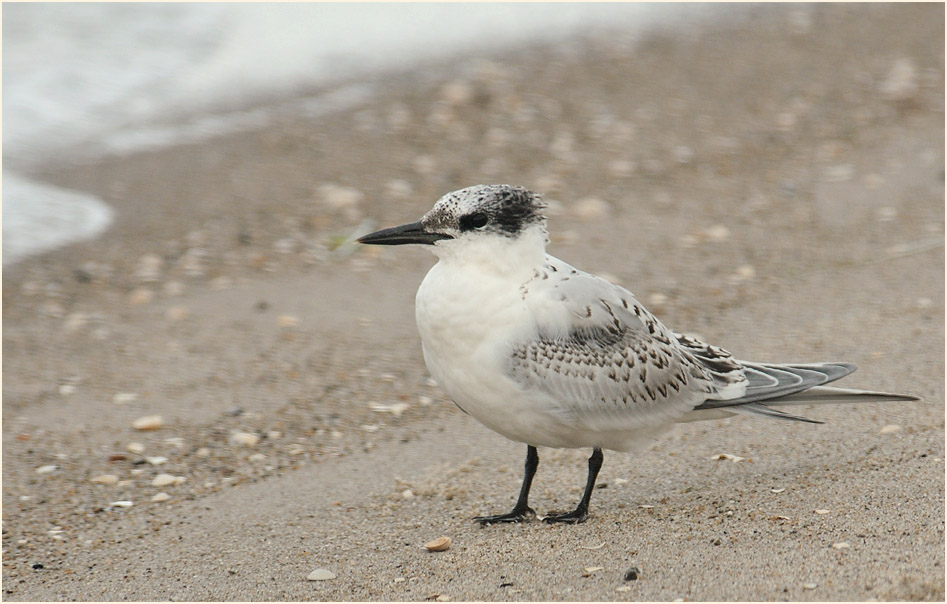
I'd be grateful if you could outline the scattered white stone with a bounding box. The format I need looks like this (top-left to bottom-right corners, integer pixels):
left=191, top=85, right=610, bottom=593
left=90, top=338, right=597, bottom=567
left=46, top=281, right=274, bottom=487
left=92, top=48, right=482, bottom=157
left=134, top=253, right=164, bottom=282
left=330, top=431, right=343, bottom=439
left=151, top=474, right=177, bottom=487
left=607, top=159, right=636, bottom=178
left=307, top=568, right=336, bottom=581
left=814, top=509, right=831, bottom=515
left=128, top=287, right=155, bottom=306
left=370, top=402, right=410, bottom=417
left=616, top=585, right=632, bottom=592
left=832, top=542, right=851, bottom=550
left=440, top=79, right=473, bottom=105
left=402, top=489, right=415, bottom=499
left=166, top=306, right=189, bottom=322
left=704, top=224, right=731, bottom=242
left=361, top=424, right=380, bottom=433
left=113, top=393, right=139, bottom=405
left=803, top=582, right=818, bottom=590
left=822, top=164, right=856, bottom=182
left=164, top=280, right=185, bottom=296
left=36, top=465, right=58, bottom=475
left=572, top=197, right=611, bottom=222
left=385, top=179, right=413, bottom=200
left=613, top=478, right=629, bottom=486
left=277, top=315, right=299, bottom=328
left=230, top=432, right=260, bottom=447
left=109, top=500, right=134, bottom=508
left=151, top=492, right=171, bottom=502
left=132, top=415, right=164, bottom=431
left=318, top=183, right=364, bottom=212
left=91, top=474, right=119, bottom=485
left=195, top=447, right=211, bottom=457
left=58, top=384, right=77, bottom=396
left=876, top=206, right=897, bottom=222
left=248, top=453, right=267, bottom=462
left=735, top=264, right=756, bottom=280
left=127, top=442, right=145, bottom=454
left=63, top=312, right=88, bottom=333
left=879, top=424, right=902, bottom=434
left=879, top=58, right=918, bottom=101
left=165, top=436, right=185, bottom=448
left=647, top=293, right=668, bottom=307
left=639, top=504, right=654, bottom=509
left=418, top=396, right=433, bottom=407
left=710, top=453, right=745, bottom=463
left=143, top=456, right=167, bottom=466
left=771, top=487, right=786, bottom=494
left=412, top=155, right=437, bottom=176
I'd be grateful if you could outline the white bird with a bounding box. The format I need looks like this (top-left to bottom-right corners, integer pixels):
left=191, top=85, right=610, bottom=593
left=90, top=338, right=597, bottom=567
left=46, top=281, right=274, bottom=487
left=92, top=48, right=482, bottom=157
left=358, top=184, right=918, bottom=524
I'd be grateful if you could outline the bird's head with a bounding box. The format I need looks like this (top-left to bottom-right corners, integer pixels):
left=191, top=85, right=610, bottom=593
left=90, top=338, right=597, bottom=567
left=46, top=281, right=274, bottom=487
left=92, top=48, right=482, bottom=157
left=357, top=184, right=548, bottom=261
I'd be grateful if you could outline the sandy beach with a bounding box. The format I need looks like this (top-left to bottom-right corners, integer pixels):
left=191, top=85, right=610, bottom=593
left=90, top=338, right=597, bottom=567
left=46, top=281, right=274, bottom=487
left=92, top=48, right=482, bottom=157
left=3, top=4, right=944, bottom=601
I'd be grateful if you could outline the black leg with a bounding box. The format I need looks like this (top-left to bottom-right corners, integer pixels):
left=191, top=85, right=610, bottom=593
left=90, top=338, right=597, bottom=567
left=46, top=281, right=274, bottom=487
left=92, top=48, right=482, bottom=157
left=543, top=448, right=603, bottom=524
left=474, top=445, right=539, bottom=525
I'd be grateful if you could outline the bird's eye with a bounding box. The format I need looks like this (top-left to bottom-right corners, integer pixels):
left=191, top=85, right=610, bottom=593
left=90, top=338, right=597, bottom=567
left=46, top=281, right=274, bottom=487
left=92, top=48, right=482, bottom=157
left=462, top=212, right=489, bottom=230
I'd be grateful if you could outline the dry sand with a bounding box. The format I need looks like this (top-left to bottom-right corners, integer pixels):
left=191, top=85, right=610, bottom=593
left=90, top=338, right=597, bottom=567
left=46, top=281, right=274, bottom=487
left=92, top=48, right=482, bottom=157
left=3, top=4, right=944, bottom=601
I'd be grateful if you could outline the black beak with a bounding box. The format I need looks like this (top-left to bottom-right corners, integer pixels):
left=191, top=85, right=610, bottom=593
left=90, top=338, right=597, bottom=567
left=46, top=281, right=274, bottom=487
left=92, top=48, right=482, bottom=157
left=356, top=221, right=452, bottom=246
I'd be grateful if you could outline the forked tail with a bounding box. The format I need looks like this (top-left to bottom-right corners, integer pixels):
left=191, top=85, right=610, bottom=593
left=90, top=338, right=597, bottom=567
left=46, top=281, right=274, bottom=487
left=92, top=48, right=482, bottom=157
left=686, top=362, right=918, bottom=424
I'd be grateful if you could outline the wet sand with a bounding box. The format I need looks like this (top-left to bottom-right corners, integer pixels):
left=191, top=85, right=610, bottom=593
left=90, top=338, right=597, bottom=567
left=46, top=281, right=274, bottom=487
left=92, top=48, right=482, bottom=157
left=3, top=4, right=944, bottom=601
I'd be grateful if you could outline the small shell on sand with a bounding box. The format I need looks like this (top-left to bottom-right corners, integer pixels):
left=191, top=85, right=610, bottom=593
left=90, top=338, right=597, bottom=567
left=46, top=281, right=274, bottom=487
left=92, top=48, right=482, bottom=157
left=112, top=393, right=139, bottom=405
left=424, top=537, right=452, bottom=552
left=132, top=415, right=164, bottom=431
left=230, top=432, right=260, bottom=447
left=91, top=474, right=119, bottom=485
left=307, top=569, right=336, bottom=581
left=151, top=474, right=177, bottom=487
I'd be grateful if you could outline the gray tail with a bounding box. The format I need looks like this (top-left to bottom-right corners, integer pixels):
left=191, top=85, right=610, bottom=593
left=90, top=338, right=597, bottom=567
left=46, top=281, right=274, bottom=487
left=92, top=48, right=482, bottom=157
left=690, top=362, right=918, bottom=424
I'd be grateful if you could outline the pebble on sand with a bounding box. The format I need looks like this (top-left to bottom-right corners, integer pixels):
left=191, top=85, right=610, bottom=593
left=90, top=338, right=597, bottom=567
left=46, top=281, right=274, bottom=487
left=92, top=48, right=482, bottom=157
left=112, top=392, right=139, bottom=405
left=307, top=568, right=336, bottom=581
left=91, top=474, right=119, bottom=485
left=710, top=453, right=745, bottom=463
left=879, top=57, right=918, bottom=101
left=151, top=492, right=171, bottom=502
left=230, top=432, right=261, bottom=447
left=109, top=501, right=134, bottom=508
left=424, top=537, right=452, bottom=552
left=572, top=197, right=611, bottom=222
left=35, top=465, right=58, bottom=475
left=879, top=424, right=901, bottom=434
left=151, top=474, right=178, bottom=487
left=128, top=288, right=155, bottom=306
left=132, top=415, right=164, bottom=431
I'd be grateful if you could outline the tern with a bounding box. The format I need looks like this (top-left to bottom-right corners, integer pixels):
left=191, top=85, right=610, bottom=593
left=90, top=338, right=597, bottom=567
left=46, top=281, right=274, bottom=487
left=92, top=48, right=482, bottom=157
left=358, top=184, right=918, bottom=524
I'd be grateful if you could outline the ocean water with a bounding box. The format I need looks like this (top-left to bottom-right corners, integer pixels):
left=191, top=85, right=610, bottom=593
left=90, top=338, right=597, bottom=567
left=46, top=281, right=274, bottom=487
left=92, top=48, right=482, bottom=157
left=2, top=3, right=696, bottom=266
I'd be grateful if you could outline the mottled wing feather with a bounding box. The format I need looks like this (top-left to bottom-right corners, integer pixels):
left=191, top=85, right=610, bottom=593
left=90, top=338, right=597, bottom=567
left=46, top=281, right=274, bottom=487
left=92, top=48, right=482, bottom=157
left=508, top=265, right=747, bottom=431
